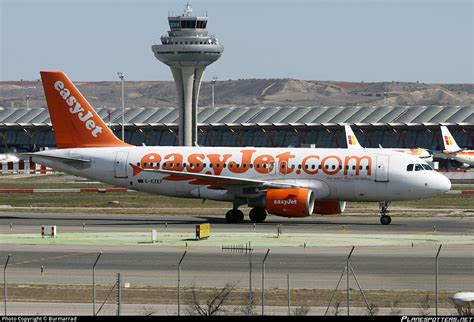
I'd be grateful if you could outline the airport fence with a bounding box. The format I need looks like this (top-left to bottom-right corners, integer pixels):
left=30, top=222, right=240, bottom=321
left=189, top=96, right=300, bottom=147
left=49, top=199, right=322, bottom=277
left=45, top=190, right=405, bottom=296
left=0, top=242, right=471, bottom=316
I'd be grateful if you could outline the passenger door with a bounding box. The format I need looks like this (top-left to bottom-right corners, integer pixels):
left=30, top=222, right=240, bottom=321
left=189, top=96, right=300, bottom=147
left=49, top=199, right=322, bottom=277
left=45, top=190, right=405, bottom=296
left=375, top=155, right=390, bottom=182
left=114, top=151, right=129, bottom=178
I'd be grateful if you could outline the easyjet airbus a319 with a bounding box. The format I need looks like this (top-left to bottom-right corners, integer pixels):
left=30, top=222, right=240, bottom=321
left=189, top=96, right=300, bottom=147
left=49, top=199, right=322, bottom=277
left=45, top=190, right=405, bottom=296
left=25, top=71, right=451, bottom=225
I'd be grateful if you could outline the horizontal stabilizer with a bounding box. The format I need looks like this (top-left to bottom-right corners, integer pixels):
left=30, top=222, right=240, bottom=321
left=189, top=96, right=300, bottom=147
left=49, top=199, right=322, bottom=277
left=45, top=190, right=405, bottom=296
left=20, top=153, right=91, bottom=164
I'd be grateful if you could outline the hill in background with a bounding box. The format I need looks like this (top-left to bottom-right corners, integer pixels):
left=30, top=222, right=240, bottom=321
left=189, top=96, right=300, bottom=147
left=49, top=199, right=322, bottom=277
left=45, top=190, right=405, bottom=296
left=1, top=78, right=473, bottom=109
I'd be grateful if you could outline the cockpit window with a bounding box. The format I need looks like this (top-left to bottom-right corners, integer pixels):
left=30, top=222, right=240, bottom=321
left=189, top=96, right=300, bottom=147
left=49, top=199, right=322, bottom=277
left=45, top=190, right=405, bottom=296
left=415, top=164, right=423, bottom=171
left=422, top=164, right=433, bottom=170
left=407, top=164, right=414, bottom=171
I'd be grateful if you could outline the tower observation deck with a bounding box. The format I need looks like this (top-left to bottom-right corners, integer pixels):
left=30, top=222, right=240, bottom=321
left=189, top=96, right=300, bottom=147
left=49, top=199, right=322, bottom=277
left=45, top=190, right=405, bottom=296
left=152, top=4, right=224, bottom=146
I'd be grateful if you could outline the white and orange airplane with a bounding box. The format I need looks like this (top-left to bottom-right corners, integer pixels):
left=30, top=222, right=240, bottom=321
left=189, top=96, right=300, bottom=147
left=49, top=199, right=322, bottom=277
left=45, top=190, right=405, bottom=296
left=344, top=125, right=433, bottom=162
left=24, top=71, right=451, bottom=225
left=440, top=125, right=474, bottom=167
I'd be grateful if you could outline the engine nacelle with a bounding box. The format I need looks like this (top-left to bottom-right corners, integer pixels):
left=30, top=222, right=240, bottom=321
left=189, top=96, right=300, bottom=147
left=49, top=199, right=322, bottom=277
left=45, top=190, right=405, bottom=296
left=313, top=200, right=346, bottom=215
left=260, top=188, right=315, bottom=218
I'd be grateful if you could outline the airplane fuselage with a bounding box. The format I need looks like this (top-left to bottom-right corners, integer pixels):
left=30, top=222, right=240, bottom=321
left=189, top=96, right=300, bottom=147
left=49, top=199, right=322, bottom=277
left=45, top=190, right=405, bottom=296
left=32, top=146, right=451, bottom=203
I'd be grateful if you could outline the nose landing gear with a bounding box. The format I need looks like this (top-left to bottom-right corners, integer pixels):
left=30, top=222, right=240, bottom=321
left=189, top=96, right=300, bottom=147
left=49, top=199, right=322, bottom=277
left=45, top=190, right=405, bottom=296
left=379, top=201, right=392, bottom=225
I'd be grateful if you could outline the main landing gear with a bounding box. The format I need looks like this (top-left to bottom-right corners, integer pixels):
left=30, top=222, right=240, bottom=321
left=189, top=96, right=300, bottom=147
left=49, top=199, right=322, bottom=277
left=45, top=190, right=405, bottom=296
left=249, top=208, right=267, bottom=223
left=225, top=207, right=268, bottom=224
left=379, top=201, right=392, bottom=225
left=225, top=209, right=244, bottom=223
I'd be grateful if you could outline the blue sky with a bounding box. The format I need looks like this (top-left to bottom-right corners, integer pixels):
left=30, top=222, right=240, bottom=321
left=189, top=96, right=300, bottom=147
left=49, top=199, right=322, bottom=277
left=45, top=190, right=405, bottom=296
left=1, top=0, right=472, bottom=83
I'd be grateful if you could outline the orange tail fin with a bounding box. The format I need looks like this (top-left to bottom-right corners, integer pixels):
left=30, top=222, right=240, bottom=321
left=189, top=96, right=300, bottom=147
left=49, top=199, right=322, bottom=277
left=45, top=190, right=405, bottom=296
left=40, top=71, right=130, bottom=149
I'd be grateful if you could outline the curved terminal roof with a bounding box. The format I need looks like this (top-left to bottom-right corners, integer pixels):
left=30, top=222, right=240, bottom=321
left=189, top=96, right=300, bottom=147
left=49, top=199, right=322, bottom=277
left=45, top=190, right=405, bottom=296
left=0, top=105, right=472, bottom=127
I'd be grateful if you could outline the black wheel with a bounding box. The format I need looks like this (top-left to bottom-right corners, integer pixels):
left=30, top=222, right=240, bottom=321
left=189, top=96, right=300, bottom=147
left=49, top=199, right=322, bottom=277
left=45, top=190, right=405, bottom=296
left=380, top=215, right=392, bottom=225
left=249, top=208, right=267, bottom=223
left=225, top=209, right=244, bottom=223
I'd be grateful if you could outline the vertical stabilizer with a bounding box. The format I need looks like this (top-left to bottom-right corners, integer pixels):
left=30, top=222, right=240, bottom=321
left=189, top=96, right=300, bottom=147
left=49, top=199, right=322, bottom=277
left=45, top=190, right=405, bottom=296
left=40, top=71, right=130, bottom=149
left=440, top=126, right=461, bottom=152
left=344, top=125, right=363, bottom=149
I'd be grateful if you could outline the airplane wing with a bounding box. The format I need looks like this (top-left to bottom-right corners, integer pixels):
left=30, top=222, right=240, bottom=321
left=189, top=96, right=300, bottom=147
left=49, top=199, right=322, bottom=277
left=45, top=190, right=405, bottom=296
left=131, top=164, right=296, bottom=190
left=145, top=168, right=296, bottom=189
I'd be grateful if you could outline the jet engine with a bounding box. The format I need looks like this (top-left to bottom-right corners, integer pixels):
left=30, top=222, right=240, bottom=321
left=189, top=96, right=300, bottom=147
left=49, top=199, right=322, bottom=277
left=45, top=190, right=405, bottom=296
left=313, top=200, right=346, bottom=215
left=249, top=188, right=315, bottom=217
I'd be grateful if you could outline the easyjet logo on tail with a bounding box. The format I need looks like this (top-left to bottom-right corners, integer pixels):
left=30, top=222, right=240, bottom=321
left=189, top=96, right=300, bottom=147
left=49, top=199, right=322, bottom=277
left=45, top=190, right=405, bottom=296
left=54, top=81, right=103, bottom=138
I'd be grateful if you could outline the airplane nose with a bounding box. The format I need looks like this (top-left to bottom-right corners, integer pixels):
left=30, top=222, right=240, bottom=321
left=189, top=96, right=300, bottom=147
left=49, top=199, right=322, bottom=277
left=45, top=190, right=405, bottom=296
left=436, top=173, right=451, bottom=193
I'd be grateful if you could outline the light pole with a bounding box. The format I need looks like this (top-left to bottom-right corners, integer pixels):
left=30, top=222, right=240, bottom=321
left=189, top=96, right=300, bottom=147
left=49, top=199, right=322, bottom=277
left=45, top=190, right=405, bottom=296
left=4, top=254, right=11, bottom=316
left=117, top=72, right=125, bottom=141
left=211, top=77, right=217, bottom=108
left=261, top=249, right=270, bottom=316
left=177, top=250, right=187, bottom=316
left=92, top=252, right=102, bottom=316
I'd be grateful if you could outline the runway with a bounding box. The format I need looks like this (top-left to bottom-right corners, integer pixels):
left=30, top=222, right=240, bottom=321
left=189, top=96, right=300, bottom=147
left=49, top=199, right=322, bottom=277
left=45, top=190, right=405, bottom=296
left=0, top=211, right=472, bottom=291
left=1, top=211, right=472, bottom=235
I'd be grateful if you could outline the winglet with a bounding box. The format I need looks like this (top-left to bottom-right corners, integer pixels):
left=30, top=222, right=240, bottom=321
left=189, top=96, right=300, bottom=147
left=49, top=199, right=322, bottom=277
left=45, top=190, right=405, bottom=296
left=344, top=125, right=363, bottom=149
left=40, top=71, right=131, bottom=149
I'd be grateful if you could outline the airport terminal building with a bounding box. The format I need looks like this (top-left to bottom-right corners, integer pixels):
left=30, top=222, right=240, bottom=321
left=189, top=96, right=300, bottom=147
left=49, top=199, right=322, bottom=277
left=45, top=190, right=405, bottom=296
left=1, top=105, right=473, bottom=168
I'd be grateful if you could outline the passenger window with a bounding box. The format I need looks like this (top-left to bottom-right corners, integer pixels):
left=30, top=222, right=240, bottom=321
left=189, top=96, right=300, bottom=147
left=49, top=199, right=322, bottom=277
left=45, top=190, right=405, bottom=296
left=415, top=164, right=423, bottom=171
left=311, top=165, right=315, bottom=170
left=407, top=164, right=413, bottom=171
left=250, top=164, right=253, bottom=169
left=136, top=162, right=140, bottom=166
left=332, top=165, right=336, bottom=170
left=352, top=165, right=356, bottom=170
left=183, top=163, right=187, bottom=167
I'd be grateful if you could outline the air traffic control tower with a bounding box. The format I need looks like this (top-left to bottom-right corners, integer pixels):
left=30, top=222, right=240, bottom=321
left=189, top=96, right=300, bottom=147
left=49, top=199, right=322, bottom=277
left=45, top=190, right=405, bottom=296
left=152, top=4, right=223, bottom=146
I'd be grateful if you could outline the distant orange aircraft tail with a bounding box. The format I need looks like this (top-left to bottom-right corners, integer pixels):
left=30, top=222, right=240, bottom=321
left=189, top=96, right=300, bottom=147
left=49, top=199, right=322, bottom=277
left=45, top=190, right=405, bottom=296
left=40, top=71, right=130, bottom=149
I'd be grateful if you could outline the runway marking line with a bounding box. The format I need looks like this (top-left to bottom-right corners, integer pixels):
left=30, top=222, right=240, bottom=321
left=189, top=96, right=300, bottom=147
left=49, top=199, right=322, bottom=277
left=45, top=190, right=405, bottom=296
left=175, top=246, right=196, bottom=251
left=12, top=251, right=94, bottom=266
left=416, top=231, right=436, bottom=235
left=336, top=230, right=352, bottom=234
